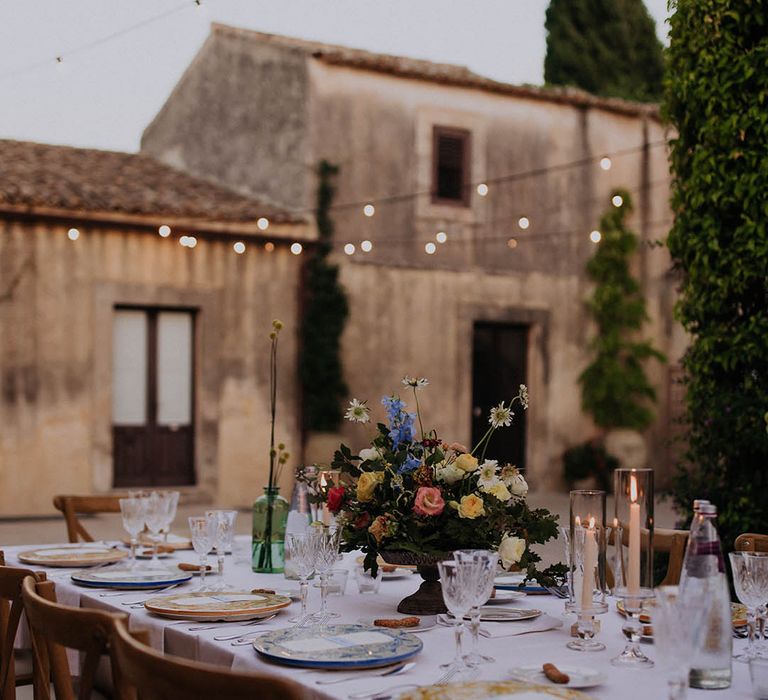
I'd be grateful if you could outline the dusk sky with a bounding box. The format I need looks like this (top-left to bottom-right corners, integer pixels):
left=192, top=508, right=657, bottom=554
left=0, top=1, right=669, bottom=153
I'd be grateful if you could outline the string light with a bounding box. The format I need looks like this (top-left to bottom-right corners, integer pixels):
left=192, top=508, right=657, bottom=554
left=344, top=243, right=356, bottom=255
left=233, top=241, right=246, bottom=254
left=363, top=204, right=375, bottom=217
left=264, top=242, right=275, bottom=252
left=290, top=242, right=302, bottom=255
left=518, top=217, right=530, bottom=230
left=507, top=238, right=518, bottom=249
left=257, top=217, right=269, bottom=230
left=67, top=227, right=79, bottom=241
left=361, top=240, right=373, bottom=252
left=436, top=231, right=447, bottom=243
left=590, top=230, right=602, bottom=243
left=158, top=225, right=171, bottom=237
left=476, top=183, right=489, bottom=197
left=612, top=194, right=624, bottom=208
left=600, top=157, right=612, bottom=171
left=425, top=242, right=436, bottom=255
left=187, top=236, right=197, bottom=248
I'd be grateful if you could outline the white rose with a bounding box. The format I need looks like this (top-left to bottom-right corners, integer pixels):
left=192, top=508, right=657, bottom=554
left=359, top=447, right=382, bottom=463
left=436, top=464, right=465, bottom=485
left=508, top=473, right=528, bottom=498
left=498, top=534, right=526, bottom=569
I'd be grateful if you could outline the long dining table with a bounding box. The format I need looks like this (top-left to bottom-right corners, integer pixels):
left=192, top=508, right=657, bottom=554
left=4, top=542, right=754, bottom=699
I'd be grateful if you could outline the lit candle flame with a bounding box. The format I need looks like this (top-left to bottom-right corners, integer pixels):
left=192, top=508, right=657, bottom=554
left=575, top=515, right=581, bottom=527
left=588, top=516, right=595, bottom=529
left=630, top=475, right=638, bottom=503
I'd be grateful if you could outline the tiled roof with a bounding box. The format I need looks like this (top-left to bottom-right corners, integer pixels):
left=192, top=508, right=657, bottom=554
left=0, top=139, right=300, bottom=224
left=213, top=24, right=660, bottom=120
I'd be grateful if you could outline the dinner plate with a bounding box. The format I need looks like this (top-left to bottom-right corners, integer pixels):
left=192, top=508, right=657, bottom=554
left=17, top=545, right=128, bottom=568
left=494, top=573, right=548, bottom=594
left=357, top=616, right=437, bottom=633
left=508, top=664, right=606, bottom=689
left=253, top=623, right=422, bottom=669
left=475, top=606, right=542, bottom=622
left=134, top=533, right=193, bottom=551
left=135, top=550, right=173, bottom=560
left=485, top=589, right=527, bottom=605
left=397, top=679, right=593, bottom=699
left=144, top=590, right=291, bottom=620
left=71, top=567, right=193, bottom=589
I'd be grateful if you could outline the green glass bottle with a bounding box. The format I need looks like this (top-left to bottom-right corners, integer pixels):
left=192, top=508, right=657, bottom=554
left=252, top=486, right=289, bottom=573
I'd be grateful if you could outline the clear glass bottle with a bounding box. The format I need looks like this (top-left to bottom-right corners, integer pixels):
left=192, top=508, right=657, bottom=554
left=680, top=503, right=732, bottom=689
left=283, top=480, right=313, bottom=580
left=678, top=499, right=710, bottom=591
left=251, top=486, right=289, bottom=573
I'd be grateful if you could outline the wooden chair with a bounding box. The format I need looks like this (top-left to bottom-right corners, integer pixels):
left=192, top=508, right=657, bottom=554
left=607, top=526, right=689, bottom=588
left=21, top=577, right=135, bottom=700
left=52, top=495, right=126, bottom=543
left=110, top=618, right=306, bottom=700
left=735, top=533, right=768, bottom=553
left=0, top=557, right=47, bottom=700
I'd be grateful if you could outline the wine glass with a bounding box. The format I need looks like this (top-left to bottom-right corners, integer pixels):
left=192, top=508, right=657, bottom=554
left=729, top=552, right=768, bottom=662
left=437, top=559, right=477, bottom=678
left=454, top=549, right=498, bottom=665
left=651, top=586, right=709, bottom=699
left=119, top=497, right=146, bottom=568
left=144, top=492, right=166, bottom=562
left=285, top=531, right=320, bottom=623
left=314, top=526, right=341, bottom=620
left=206, top=509, right=238, bottom=579
left=158, top=491, right=180, bottom=545
left=188, top=516, right=215, bottom=590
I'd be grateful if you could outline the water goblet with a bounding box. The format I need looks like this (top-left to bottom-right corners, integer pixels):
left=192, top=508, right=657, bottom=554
left=143, top=492, right=166, bottom=562
left=119, top=497, right=146, bottom=568
left=729, top=552, right=768, bottom=662
left=454, top=549, right=499, bottom=665
left=651, top=586, right=709, bottom=700
left=437, top=559, right=477, bottom=678
left=188, top=516, right=215, bottom=590
left=158, top=491, right=180, bottom=544
left=314, top=526, right=342, bottom=620
left=206, top=509, right=238, bottom=578
left=285, top=531, right=320, bottom=623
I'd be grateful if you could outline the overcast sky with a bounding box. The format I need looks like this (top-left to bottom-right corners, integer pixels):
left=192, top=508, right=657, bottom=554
left=0, top=0, right=669, bottom=153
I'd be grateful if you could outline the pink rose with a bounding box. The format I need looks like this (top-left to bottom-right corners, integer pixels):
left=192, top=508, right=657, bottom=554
left=413, top=486, right=446, bottom=517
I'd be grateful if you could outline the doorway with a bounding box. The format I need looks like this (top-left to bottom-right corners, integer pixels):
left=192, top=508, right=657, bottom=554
left=471, top=322, right=528, bottom=469
left=112, top=307, right=196, bottom=487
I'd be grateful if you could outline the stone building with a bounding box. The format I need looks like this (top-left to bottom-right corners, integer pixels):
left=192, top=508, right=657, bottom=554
left=0, top=140, right=311, bottom=516
left=141, top=26, right=685, bottom=490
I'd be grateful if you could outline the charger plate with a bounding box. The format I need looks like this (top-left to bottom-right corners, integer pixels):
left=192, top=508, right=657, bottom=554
left=144, top=591, right=291, bottom=620
left=494, top=573, right=548, bottom=595
left=398, top=680, right=593, bottom=699
left=17, top=546, right=128, bottom=568
left=253, top=623, right=422, bottom=669
left=71, top=567, right=192, bottom=590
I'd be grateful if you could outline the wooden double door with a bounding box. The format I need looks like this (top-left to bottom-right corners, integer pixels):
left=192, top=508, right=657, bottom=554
left=112, top=307, right=195, bottom=487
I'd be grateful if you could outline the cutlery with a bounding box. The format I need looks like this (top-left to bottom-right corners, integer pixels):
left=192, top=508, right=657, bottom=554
left=189, top=618, right=271, bottom=632
left=120, top=582, right=183, bottom=605
left=348, top=684, right=419, bottom=699
left=212, top=615, right=278, bottom=640
left=316, top=662, right=415, bottom=685
left=545, top=585, right=569, bottom=599
left=230, top=629, right=277, bottom=646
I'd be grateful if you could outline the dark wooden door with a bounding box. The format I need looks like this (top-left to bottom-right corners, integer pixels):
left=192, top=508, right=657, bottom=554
left=112, top=308, right=195, bottom=487
left=471, top=322, right=528, bottom=469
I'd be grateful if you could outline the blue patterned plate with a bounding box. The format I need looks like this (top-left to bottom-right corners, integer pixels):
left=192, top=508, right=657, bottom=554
left=71, top=567, right=193, bottom=589
left=494, top=573, right=548, bottom=594
left=252, top=623, right=423, bottom=669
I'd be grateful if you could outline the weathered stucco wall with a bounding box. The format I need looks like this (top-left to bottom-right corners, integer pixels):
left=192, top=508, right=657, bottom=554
left=0, top=219, right=302, bottom=516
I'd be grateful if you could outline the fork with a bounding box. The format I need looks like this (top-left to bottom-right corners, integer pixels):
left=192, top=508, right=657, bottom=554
left=212, top=615, right=278, bottom=640
left=120, top=582, right=183, bottom=606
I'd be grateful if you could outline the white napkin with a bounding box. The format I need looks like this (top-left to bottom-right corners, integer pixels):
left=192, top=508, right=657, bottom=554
left=482, top=614, right=563, bottom=638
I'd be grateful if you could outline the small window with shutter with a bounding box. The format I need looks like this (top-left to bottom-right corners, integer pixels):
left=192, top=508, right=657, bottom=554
left=432, top=126, right=470, bottom=206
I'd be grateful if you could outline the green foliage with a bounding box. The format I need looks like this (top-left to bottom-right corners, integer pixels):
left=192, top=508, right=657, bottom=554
left=544, top=0, right=664, bottom=102
left=299, top=161, right=349, bottom=432
left=562, top=439, right=618, bottom=492
left=664, top=0, right=768, bottom=550
left=579, top=190, right=665, bottom=430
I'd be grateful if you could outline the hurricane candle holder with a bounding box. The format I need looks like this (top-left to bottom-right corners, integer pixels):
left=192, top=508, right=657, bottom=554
left=612, top=468, right=655, bottom=668
left=566, top=490, right=608, bottom=651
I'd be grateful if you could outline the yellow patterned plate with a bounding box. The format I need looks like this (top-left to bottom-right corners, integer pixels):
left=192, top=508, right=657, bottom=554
left=144, top=590, right=291, bottom=621
left=17, top=545, right=128, bottom=568
left=398, top=680, right=594, bottom=699
left=617, top=599, right=748, bottom=629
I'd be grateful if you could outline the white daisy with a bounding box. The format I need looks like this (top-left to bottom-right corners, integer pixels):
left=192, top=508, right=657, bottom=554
left=477, top=460, right=500, bottom=489
left=402, top=376, right=429, bottom=389
left=345, top=399, right=370, bottom=423
left=519, top=384, right=529, bottom=410
left=489, top=402, right=514, bottom=428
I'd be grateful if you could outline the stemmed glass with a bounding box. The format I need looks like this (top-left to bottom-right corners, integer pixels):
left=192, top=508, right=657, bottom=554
left=144, top=492, right=166, bottom=562
left=285, top=531, right=320, bottom=623
left=651, top=586, right=709, bottom=699
left=454, top=549, right=499, bottom=666
left=119, top=497, right=146, bottom=569
left=158, top=491, right=180, bottom=545
left=437, top=559, right=477, bottom=679
left=314, top=527, right=342, bottom=620
left=188, top=516, right=215, bottom=590
left=206, top=510, right=238, bottom=578
left=729, top=552, right=768, bottom=662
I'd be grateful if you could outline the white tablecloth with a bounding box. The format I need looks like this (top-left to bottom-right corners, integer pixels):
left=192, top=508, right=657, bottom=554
left=3, top=543, right=754, bottom=699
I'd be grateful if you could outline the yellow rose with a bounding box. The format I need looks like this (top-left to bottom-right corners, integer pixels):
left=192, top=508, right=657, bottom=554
left=356, top=471, right=384, bottom=502
left=458, top=494, right=485, bottom=519
left=454, top=453, right=479, bottom=472
left=487, top=482, right=512, bottom=502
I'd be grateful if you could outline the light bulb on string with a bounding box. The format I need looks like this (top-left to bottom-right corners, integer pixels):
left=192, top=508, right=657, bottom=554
left=187, top=236, right=197, bottom=248
left=361, top=240, right=373, bottom=252
left=257, top=217, right=269, bottom=230
left=477, top=183, right=489, bottom=197
left=507, top=238, right=518, bottom=249
left=425, top=242, right=437, bottom=255
left=612, top=194, right=623, bottom=208
left=290, top=242, right=302, bottom=255
left=363, top=204, right=375, bottom=217
left=158, top=225, right=171, bottom=238
left=600, top=157, right=612, bottom=171
left=67, top=227, right=79, bottom=241
left=518, top=216, right=530, bottom=230
left=436, top=231, right=447, bottom=244
left=264, top=242, right=275, bottom=252
left=590, top=230, right=602, bottom=243
left=344, top=243, right=356, bottom=255
left=233, top=241, right=246, bottom=254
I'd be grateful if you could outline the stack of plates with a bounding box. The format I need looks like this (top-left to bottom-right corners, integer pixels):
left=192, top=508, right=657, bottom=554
left=71, top=567, right=192, bottom=590
left=17, top=545, right=128, bottom=568
left=494, top=573, right=548, bottom=595
left=144, top=591, right=291, bottom=622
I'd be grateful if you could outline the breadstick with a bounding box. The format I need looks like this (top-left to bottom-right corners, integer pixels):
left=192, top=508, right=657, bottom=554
left=542, top=663, right=569, bottom=684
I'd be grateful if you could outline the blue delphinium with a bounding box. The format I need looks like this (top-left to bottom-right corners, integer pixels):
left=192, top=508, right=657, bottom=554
left=381, top=395, right=416, bottom=450
left=399, top=453, right=421, bottom=474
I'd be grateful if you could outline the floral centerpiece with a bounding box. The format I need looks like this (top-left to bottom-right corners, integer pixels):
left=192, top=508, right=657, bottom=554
left=325, top=377, right=565, bottom=613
